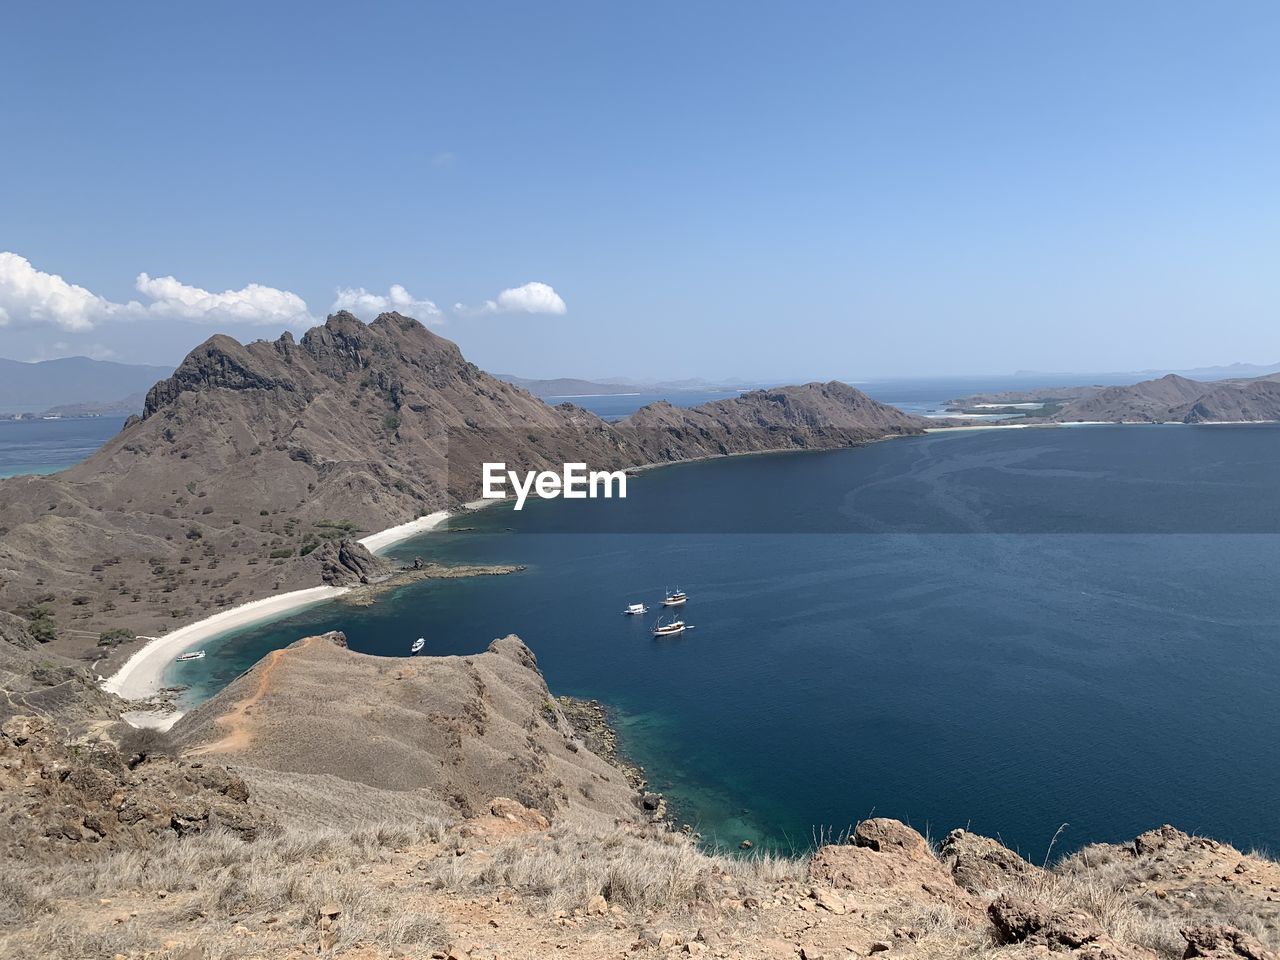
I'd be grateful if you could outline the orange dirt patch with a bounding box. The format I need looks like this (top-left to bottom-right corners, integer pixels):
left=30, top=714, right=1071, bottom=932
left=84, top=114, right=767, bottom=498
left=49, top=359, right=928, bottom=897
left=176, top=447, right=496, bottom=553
left=186, top=635, right=319, bottom=757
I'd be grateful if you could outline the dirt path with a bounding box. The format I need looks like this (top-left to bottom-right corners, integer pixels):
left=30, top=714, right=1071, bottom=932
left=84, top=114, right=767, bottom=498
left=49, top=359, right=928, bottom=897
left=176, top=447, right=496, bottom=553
left=186, top=636, right=317, bottom=756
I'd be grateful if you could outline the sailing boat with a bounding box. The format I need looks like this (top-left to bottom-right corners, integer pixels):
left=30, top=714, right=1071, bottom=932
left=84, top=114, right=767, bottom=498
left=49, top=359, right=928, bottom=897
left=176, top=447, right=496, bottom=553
left=652, top=618, right=688, bottom=638
left=662, top=588, right=688, bottom=607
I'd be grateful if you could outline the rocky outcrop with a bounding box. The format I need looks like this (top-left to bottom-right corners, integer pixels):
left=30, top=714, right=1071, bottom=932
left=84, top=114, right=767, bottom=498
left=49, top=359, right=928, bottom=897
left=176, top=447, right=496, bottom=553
left=0, top=609, right=36, bottom=650
left=1182, top=925, right=1278, bottom=960
left=0, top=715, right=265, bottom=859
left=988, top=893, right=1158, bottom=957
left=809, top=818, right=977, bottom=910
left=312, top=537, right=385, bottom=585
left=0, top=632, right=121, bottom=728
left=939, top=827, right=1044, bottom=892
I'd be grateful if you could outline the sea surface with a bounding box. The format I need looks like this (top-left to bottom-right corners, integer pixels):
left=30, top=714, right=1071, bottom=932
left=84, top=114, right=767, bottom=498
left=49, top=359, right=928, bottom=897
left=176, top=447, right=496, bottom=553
left=170, top=423, right=1280, bottom=859
left=0, top=416, right=127, bottom=478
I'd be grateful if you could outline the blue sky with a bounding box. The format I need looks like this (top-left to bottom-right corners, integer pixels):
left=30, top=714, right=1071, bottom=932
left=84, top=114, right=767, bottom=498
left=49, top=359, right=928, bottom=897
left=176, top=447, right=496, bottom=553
left=1, top=1, right=1277, bottom=380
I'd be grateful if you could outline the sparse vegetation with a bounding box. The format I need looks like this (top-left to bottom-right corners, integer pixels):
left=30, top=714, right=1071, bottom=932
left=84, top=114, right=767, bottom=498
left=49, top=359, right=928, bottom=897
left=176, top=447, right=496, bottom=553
left=96, top=627, right=134, bottom=647
left=20, top=604, right=58, bottom=643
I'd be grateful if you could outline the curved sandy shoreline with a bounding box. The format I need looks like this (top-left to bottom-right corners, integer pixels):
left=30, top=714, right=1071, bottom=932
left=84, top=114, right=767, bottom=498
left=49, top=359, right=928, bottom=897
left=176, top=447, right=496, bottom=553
left=103, top=510, right=452, bottom=715
left=356, top=510, right=450, bottom=553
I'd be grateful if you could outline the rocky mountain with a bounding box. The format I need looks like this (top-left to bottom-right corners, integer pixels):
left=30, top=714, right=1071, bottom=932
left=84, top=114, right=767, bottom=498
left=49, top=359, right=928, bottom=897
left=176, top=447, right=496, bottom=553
left=1052, top=372, right=1280, bottom=423
left=1174, top=378, right=1280, bottom=423
left=623, top=381, right=924, bottom=461
left=1052, top=373, right=1212, bottom=421
left=0, top=356, right=171, bottom=415
left=0, top=311, right=926, bottom=662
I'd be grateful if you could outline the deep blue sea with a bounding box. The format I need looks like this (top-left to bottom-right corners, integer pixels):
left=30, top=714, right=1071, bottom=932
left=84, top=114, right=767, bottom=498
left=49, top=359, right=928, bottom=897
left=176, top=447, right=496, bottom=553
left=0, top=416, right=127, bottom=478
left=169, top=423, right=1280, bottom=860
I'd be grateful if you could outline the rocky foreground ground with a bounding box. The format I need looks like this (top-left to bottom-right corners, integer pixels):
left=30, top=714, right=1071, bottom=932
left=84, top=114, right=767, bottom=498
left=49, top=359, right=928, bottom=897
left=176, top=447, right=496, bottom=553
left=2, top=708, right=1277, bottom=960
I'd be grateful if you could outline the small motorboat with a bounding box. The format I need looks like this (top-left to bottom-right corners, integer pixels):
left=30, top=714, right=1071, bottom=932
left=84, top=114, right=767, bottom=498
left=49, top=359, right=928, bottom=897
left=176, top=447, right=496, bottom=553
left=175, top=650, right=206, bottom=662
left=623, top=603, right=648, bottom=615
left=662, top=589, right=688, bottom=607
left=652, top=619, right=689, bottom=638
left=410, top=637, right=426, bottom=655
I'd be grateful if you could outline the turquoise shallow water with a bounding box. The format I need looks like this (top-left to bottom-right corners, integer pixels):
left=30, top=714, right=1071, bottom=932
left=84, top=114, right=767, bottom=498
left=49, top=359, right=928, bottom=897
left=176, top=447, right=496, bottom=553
left=169, top=425, right=1280, bottom=857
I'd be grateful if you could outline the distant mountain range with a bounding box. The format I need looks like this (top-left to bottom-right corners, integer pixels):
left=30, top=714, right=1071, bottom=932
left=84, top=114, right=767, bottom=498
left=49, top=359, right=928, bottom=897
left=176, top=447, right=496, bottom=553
left=494, top=373, right=752, bottom=398
left=0, top=356, right=171, bottom=415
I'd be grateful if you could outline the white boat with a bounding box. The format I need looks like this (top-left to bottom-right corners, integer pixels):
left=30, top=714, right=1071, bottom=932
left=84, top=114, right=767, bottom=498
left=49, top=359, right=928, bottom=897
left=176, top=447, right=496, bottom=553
left=410, top=637, right=426, bottom=655
left=624, top=603, right=648, bottom=615
left=652, top=619, right=688, bottom=638
left=662, top=589, right=688, bottom=607
left=175, top=650, right=206, bottom=662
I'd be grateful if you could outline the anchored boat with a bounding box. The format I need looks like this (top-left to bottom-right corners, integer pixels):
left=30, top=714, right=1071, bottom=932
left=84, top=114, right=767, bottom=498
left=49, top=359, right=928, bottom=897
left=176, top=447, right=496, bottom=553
left=652, top=618, right=689, bottom=638
left=662, top=589, right=688, bottom=607
left=175, top=650, right=206, bottom=662
left=623, top=603, right=648, bottom=615
left=410, top=637, right=426, bottom=655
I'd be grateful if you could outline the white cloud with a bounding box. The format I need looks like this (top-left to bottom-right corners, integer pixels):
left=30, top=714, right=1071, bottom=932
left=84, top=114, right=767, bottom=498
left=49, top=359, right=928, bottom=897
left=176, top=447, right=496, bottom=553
left=0, top=251, right=313, bottom=331
left=478, top=281, right=567, bottom=315
left=0, top=252, right=131, bottom=331
left=331, top=284, right=443, bottom=322
left=136, top=272, right=311, bottom=326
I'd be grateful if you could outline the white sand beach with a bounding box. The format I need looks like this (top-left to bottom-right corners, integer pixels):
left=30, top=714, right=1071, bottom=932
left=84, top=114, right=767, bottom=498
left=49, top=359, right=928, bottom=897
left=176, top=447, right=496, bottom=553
left=925, top=422, right=1040, bottom=433
left=104, top=510, right=454, bottom=715
left=357, top=509, right=450, bottom=554
left=102, top=585, right=349, bottom=704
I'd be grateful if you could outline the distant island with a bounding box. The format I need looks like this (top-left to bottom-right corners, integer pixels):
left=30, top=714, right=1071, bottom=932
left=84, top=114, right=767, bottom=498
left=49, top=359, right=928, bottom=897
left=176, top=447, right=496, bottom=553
left=494, top=372, right=755, bottom=398
left=949, top=370, right=1280, bottom=424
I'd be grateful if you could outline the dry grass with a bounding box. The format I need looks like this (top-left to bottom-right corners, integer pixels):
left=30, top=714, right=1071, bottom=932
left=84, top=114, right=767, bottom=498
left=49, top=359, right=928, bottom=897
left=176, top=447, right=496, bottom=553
left=0, top=818, right=452, bottom=958
left=429, top=819, right=806, bottom=916
left=995, top=839, right=1280, bottom=958
left=6, top=812, right=1277, bottom=960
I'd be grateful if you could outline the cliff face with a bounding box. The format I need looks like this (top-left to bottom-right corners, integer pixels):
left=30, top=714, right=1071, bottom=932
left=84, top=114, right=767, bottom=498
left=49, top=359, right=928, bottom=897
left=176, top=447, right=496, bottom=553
left=0, top=311, right=926, bottom=653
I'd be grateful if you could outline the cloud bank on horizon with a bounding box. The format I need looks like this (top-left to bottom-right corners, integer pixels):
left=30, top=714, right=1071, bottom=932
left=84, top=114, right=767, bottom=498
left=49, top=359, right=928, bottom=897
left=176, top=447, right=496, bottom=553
left=0, top=251, right=567, bottom=343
